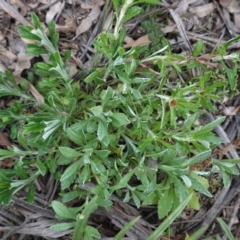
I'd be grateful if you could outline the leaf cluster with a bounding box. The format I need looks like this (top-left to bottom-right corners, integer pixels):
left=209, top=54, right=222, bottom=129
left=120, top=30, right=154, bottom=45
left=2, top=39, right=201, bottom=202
left=0, top=1, right=239, bottom=239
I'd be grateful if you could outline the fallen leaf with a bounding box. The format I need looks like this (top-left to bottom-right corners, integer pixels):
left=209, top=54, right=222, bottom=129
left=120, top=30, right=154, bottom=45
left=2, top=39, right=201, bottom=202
left=194, top=3, right=216, bottom=18
left=14, top=49, right=32, bottom=76
left=124, top=34, right=151, bottom=48
left=0, top=0, right=31, bottom=26
left=0, top=132, right=11, bottom=147
left=0, top=45, right=17, bottom=60
left=234, top=13, right=240, bottom=28
left=175, top=0, right=189, bottom=16
left=75, top=4, right=101, bottom=37
left=46, top=1, right=62, bottom=23
left=28, top=82, right=45, bottom=104
left=228, top=0, right=240, bottom=13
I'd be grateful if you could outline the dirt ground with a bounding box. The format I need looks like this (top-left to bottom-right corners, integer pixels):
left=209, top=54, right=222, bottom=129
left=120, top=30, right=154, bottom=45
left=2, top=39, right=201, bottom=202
left=1, top=0, right=240, bottom=239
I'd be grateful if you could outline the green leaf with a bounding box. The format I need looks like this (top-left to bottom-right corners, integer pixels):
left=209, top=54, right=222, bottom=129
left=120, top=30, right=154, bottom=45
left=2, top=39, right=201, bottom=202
left=158, top=188, right=173, bottom=219
left=51, top=201, right=76, bottom=220
left=90, top=106, right=103, bottom=117
left=122, top=6, right=142, bottom=23
left=59, top=147, right=82, bottom=158
left=188, top=190, right=200, bottom=210
left=84, top=68, right=105, bottom=83
left=189, top=175, right=212, bottom=197
left=60, top=159, right=83, bottom=190
left=113, top=216, right=141, bottom=240
left=220, top=168, right=231, bottom=187
left=17, top=132, right=28, bottom=149
left=192, top=40, right=204, bottom=57
left=188, top=225, right=208, bottom=240
left=111, top=112, right=130, bottom=127
left=51, top=222, right=76, bottom=231
left=136, top=0, right=161, bottom=4
left=26, top=44, right=48, bottom=55
left=36, top=158, right=47, bottom=176
left=43, top=119, right=61, bottom=140
left=217, top=218, right=235, bottom=240
left=85, top=225, right=101, bottom=239
left=181, top=150, right=211, bottom=167
left=31, top=12, right=43, bottom=30
left=26, top=183, right=35, bottom=204
left=97, top=120, right=107, bottom=141
left=72, top=196, right=98, bottom=240
left=76, top=165, right=90, bottom=185
left=100, top=87, right=114, bottom=108
left=110, top=168, right=136, bottom=190
left=62, top=190, right=82, bottom=203
left=132, top=191, right=141, bottom=208
left=18, top=25, right=40, bottom=40
left=147, top=194, right=192, bottom=239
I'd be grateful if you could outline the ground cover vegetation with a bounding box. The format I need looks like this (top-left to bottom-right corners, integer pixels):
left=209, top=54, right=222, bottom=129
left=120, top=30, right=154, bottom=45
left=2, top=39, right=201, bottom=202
left=1, top=0, right=240, bottom=239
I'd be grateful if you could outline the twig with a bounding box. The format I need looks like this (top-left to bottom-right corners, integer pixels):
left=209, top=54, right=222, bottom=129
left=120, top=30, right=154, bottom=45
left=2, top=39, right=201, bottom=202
left=222, top=193, right=240, bottom=240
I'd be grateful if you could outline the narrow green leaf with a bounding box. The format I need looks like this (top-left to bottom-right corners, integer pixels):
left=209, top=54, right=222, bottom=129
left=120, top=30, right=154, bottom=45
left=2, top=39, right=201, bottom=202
left=188, top=225, right=208, bottom=240
left=26, top=183, right=35, bottom=204
left=114, top=216, right=141, bottom=240
left=72, top=196, right=98, bottom=240
left=36, top=158, right=46, bottom=176
left=181, top=150, right=211, bottom=168
left=147, top=194, right=192, bottom=240
left=50, top=222, right=76, bottom=231
left=97, top=120, right=107, bottom=141
left=132, top=192, right=141, bottom=208
left=217, top=218, right=235, bottom=240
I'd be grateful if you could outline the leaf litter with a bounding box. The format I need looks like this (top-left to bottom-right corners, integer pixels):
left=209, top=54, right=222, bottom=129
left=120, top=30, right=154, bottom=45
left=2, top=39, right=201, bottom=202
left=1, top=0, right=240, bottom=239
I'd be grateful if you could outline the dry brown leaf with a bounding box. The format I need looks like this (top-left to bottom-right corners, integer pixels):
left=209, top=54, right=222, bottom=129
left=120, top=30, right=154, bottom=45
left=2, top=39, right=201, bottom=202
left=124, top=35, right=151, bottom=48
left=9, top=0, right=29, bottom=16
left=220, top=0, right=240, bottom=13
left=46, top=1, right=62, bottom=23
left=102, top=10, right=113, bottom=31
left=234, top=13, right=240, bottom=28
left=14, top=50, right=32, bottom=75
left=194, top=3, right=216, bottom=18
left=0, top=45, right=17, bottom=60
left=228, top=0, right=240, bottom=13
left=161, top=23, right=177, bottom=33
left=75, top=4, right=101, bottom=37
left=80, top=0, right=104, bottom=9
left=0, top=0, right=31, bottom=26
left=55, top=18, right=76, bottom=33
left=0, top=63, right=6, bottom=72
left=175, top=0, right=189, bottom=15
left=28, top=82, right=45, bottom=104
left=68, top=62, right=78, bottom=78
left=0, top=132, right=11, bottom=147
left=124, top=36, right=134, bottom=44
left=223, top=107, right=237, bottom=116
left=27, top=0, right=40, bottom=8
left=1, top=158, right=14, bottom=168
